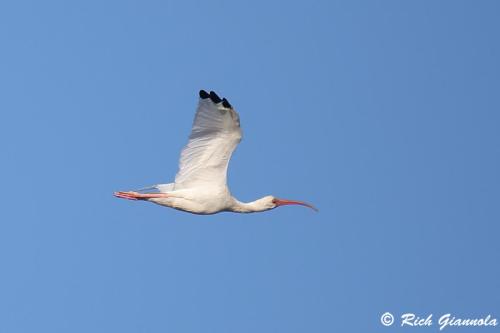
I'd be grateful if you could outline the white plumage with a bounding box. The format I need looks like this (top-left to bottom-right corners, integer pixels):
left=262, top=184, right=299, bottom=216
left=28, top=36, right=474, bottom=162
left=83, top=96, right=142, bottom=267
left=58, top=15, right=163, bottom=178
left=114, top=90, right=317, bottom=215
left=175, top=95, right=241, bottom=189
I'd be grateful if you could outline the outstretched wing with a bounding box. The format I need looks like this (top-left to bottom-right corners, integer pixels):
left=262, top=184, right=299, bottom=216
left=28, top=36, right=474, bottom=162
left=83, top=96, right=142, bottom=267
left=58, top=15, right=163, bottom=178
left=174, top=90, right=242, bottom=190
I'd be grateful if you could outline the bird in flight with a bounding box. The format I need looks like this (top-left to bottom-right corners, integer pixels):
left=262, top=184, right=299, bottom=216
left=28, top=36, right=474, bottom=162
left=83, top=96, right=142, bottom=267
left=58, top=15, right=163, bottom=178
left=114, top=90, right=317, bottom=214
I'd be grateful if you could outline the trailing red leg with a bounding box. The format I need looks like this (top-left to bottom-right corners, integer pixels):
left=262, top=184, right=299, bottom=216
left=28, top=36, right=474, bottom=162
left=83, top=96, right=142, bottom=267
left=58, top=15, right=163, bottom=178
left=114, top=191, right=168, bottom=201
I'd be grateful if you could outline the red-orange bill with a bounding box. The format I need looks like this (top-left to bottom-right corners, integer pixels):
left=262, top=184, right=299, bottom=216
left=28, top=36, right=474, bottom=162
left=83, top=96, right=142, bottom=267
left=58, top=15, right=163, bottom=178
left=273, top=198, right=318, bottom=212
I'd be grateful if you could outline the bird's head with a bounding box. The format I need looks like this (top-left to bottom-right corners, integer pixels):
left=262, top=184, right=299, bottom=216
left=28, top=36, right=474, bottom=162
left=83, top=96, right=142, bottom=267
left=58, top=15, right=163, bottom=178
left=258, top=195, right=318, bottom=212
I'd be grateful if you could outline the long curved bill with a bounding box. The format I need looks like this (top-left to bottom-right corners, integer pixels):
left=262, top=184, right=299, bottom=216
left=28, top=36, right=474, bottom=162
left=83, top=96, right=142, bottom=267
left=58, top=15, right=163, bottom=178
left=274, top=198, right=318, bottom=212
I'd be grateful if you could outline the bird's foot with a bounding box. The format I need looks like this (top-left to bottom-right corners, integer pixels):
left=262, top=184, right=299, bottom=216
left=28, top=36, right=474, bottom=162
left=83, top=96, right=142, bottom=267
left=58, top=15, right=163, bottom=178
left=114, top=191, right=139, bottom=200
left=114, top=191, right=168, bottom=200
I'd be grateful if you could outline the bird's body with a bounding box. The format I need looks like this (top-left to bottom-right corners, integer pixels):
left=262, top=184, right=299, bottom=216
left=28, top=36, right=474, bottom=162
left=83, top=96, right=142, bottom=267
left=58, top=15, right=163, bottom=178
left=114, top=90, right=316, bottom=214
left=148, top=185, right=233, bottom=215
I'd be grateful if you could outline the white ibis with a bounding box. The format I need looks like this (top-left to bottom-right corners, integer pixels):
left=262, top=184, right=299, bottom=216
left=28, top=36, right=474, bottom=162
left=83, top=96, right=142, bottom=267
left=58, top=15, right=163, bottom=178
left=114, top=90, right=317, bottom=214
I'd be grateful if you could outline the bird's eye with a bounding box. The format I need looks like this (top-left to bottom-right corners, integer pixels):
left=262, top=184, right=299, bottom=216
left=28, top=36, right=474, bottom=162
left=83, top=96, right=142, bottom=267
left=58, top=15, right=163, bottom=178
left=272, top=198, right=277, bottom=204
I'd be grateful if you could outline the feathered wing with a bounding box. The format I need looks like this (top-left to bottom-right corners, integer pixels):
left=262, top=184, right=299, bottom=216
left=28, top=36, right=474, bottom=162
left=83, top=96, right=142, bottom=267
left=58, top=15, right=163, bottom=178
left=173, top=90, right=242, bottom=190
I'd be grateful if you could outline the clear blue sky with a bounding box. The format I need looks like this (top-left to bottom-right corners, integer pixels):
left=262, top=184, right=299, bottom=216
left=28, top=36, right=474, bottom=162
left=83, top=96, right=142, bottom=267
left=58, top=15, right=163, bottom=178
left=1, top=1, right=499, bottom=332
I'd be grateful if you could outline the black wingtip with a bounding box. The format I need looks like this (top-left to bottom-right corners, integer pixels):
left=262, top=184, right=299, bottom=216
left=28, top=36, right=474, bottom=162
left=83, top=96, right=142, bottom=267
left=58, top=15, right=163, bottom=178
left=209, top=91, right=222, bottom=104
left=222, top=98, right=232, bottom=109
left=199, top=90, right=210, bottom=99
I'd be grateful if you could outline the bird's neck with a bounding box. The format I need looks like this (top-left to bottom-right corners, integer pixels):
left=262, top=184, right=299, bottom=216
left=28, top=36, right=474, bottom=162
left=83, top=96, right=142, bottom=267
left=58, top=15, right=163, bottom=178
left=229, top=198, right=269, bottom=213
